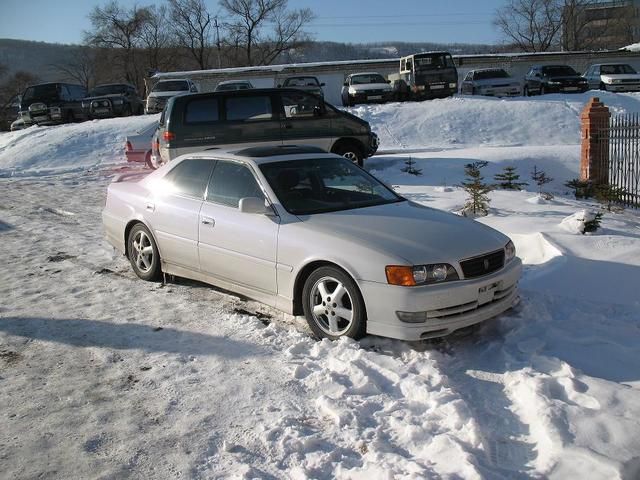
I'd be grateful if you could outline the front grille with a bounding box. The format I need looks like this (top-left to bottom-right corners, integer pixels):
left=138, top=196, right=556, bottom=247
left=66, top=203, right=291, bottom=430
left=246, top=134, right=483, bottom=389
left=622, top=79, right=640, bottom=83
left=365, top=90, right=385, bottom=95
left=460, top=249, right=505, bottom=279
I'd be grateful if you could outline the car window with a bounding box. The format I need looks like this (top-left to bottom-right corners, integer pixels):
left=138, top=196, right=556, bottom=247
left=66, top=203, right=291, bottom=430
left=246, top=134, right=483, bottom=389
left=464, top=72, right=472, bottom=81
left=225, top=95, right=273, bottom=121
left=281, top=92, right=322, bottom=118
left=163, top=159, right=214, bottom=198
left=206, top=161, right=264, bottom=207
left=153, top=81, right=189, bottom=92
left=185, top=97, right=220, bottom=123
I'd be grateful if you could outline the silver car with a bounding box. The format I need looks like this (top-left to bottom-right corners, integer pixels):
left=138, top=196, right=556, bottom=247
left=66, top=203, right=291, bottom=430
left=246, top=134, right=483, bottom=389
left=583, top=63, right=640, bottom=92
left=214, top=80, right=254, bottom=92
left=460, top=69, right=521, bottom=97
left=103, top=146, right=522, bottom=341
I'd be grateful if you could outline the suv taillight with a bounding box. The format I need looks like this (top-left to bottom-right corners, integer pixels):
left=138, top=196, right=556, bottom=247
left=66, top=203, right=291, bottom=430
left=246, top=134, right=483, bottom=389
left=162, top=131, right=176, bottom=141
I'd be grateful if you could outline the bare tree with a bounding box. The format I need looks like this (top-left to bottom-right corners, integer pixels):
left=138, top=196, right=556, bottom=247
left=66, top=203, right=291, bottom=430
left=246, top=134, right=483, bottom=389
left=168, top=0, right=213, bottom=70
left=139, top=4, right=174, bottom=74
left=51, top=47, right=97, bottom=90
left=220, top=0, right=314, bottom=66
left=494, top=0, right=562, bottom=52
left=84, top=1, right=149, bottom=84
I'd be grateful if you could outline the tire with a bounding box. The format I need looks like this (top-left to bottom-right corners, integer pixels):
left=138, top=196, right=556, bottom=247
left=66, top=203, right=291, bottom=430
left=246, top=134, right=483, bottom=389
left=127, top=223, right=161, bottom=281
left=302, top=266, right=366, bottom=340
left=64, top=110, right=75, bottom=123
left=332, top=141, right=364, bottom=166
left=600, top=82, right=607, bottom=91
left=123, top=103, right=132, bottom=116
left=144, top=151, right=155, bottom=170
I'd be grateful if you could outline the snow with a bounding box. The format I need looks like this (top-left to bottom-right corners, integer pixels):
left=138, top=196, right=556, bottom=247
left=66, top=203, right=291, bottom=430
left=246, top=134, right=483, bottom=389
left=2, top=93, right=640, bottom=479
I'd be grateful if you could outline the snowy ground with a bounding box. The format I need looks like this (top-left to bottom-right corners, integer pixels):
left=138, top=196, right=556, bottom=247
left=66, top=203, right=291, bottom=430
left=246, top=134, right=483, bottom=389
left=1, top=93, right=640, bottom=479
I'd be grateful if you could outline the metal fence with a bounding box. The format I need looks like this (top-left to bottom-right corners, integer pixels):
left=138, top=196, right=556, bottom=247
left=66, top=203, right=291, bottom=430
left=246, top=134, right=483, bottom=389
left=608, top=114, right=640, bottom=208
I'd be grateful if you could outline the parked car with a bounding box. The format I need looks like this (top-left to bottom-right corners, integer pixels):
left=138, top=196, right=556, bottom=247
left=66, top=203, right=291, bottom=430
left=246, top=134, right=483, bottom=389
left=583, top=63, right=640, bottom=92
left=388, top=51, right=458, bottom=101
left=341, top=72, right=393, bottom=106
left=10, top=114, right=32, bottom=131
left=1, top=94, right=22, bottom=130
left=125, top=121, right=159, bottom=169
left=83, top=83, right=144, bottom=118
left=103, top=146, right=522, bottom=341
left=214, top=80, right=254, bottom=92
left=460, top=68, right=521, bottom=97
left=19, top=82, right=87, bottom=125
left=523, top=65, right=588, bottom=96
left=153, top=88, right=378, bottom=167
left=145, top=79, right=198, bottom=114
left=278, top=76, right=325, bottom=98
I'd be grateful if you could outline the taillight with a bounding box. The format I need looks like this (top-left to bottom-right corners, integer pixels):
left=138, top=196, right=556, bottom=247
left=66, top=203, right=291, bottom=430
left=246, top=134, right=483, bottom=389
left=125, top=141, right=132, bottom=152
left=162, top=131, right=176, bottom=141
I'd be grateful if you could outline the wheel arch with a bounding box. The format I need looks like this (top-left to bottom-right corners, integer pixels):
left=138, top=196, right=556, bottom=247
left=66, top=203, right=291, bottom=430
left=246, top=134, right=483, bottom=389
left=331, top=137, right=366, bottom=156
left=124, top=219, right=159, bottom=260
left=291, top=259, right=366, bottom=317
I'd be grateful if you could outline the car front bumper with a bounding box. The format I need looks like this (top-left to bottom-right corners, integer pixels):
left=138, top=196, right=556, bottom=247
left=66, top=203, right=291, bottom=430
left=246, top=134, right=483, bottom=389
left=476, top=87, right=521, bottom=97
left=360, top=257, right=522, bottom=341
left=605, top=83, right=640, bottom=92
left=349, top=92, right=393, bottom=104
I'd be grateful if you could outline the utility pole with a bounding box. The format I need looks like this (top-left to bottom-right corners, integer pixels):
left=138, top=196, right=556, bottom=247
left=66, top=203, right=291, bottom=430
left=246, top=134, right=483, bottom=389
left=214, top=16, right=222, bottom=69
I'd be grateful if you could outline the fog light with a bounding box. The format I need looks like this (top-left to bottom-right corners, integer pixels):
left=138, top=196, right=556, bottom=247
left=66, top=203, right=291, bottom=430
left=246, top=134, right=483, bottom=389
left=396, top=311, right=427, bottom=323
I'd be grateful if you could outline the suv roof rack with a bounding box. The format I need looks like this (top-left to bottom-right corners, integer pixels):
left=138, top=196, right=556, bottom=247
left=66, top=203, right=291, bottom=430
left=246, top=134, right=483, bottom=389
left=233, top=145, right=327, bottom=158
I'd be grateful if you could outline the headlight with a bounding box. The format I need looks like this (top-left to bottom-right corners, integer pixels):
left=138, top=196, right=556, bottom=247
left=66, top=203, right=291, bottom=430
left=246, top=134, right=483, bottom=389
left=449, top=82, right=457, bottom=88
left=612, top=79, right=622, bottom=84
left=505, top=240, right=516, bottom=263
left=348, top=87, right=358, bottom=95
left=82, top=101, right=89, bottom=108
left=385, top=264, right=459, bottom=286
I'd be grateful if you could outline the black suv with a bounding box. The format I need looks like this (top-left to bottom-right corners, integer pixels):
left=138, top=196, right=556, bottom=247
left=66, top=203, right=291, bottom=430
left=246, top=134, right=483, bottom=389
left=524, top=65, right=588, bottom=96
left=20, top=82, right=87, bottom=125
left=82, top=83, right=144, bottom=118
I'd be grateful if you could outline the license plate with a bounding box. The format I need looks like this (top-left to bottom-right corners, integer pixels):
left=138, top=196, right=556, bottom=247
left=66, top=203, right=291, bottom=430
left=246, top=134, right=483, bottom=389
left=431, top=85, right=445, bottom=90
left=95, top=108, right=109, bottom=113
left=478, top=281, right=500, bottom=305
left=564, top=87, right=579, bottom=91
left=368, top=95, right=382, bottom=100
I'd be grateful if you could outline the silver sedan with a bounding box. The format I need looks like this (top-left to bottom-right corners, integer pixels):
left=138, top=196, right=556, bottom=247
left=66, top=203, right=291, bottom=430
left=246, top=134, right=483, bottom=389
left=103, top=146, right=522, bottom=341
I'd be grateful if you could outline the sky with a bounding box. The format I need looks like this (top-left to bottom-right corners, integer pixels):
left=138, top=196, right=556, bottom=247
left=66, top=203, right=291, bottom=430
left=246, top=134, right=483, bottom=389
left=0, top=0, right=504, bottom=45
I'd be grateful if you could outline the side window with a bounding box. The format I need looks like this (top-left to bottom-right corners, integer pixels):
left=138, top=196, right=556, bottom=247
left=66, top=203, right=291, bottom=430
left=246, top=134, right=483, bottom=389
left=163, top=159, right=214, bottom=198
left=206, top=161, right=264, bottom=208
left=72, top=85, right=86, bottom=100
left=185, top=97, right=220, bottom=124
left=464, top=72, right=473, bottom=81
left=400, top=59, right=406, bottom=71
left=224, top=95, right=273, bottom=121
left=281, top=92, right=321, bottom=118
left=60, top=85, right=70, bottom=101
left=406, top=59, right=413, bottom=71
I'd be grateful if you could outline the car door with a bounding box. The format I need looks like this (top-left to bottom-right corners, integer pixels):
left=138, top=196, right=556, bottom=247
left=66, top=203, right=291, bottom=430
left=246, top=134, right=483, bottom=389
left=278, top=91, right=334, bottom=151
left=147, top=158, right=214, bottom=271
left=198, top=160, right=279, bottom=296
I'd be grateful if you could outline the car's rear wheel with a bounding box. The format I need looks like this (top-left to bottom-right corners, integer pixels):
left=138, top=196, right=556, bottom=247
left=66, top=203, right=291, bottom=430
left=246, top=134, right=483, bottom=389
left=144, top=151, right=155, bottom=170
left=302, top=266, right=366, bottom=340
left=127, top=224, right=161, bottom=281
left=123, top=104, right=132, bottom=116
left=332, top=141, right=364, bottom=166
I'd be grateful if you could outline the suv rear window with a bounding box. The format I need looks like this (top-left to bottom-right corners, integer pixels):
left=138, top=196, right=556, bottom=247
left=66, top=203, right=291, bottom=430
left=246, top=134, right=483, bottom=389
left=225, top=96, right=273, bottom=121
left=185, top=98, right=220, bottom=123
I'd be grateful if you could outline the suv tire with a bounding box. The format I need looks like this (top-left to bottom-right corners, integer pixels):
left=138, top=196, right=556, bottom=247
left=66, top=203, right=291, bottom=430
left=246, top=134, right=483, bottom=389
left=332, top=141, right=364, bottom=166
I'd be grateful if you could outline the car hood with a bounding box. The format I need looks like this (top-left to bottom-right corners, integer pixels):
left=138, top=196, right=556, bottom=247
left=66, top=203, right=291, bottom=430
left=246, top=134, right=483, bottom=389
left=84, top=93, right=126, bottom=101
left=601, top=74, right=640, bottom=82
left=474, top=78, right=520, bottom=87
left=297, top=201, right=509, bottom=265
left=349, top=83, right=392, bottom=92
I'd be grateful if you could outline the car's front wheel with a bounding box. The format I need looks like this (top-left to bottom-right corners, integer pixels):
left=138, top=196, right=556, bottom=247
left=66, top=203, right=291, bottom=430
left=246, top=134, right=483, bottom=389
left=127, top=223, right=161, bottom=281
left=302, top=266, right=366, bottom=340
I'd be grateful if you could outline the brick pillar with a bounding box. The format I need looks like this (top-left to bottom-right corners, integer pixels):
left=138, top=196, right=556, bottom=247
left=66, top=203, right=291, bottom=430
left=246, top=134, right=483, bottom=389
left=580, top=97, right=610, bottom=185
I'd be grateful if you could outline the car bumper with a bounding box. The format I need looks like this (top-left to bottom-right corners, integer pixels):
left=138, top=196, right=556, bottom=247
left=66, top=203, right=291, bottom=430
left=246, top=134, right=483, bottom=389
left=349, top=92, right=393, bottom=104
left=605, top=83, right=640, bottom=92
left=360, top=257, right=522, bottom=341
left=545, top=85, right=588, bottom=93
left=125, top=150, right=148, bottom=163
left=413, top=85, right=457, bottom=98
left=477, top=88, right=521, bottom=97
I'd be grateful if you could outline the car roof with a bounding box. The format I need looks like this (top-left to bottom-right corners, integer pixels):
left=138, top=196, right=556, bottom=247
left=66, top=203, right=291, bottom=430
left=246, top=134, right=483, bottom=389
left=177, top=145, right=339, bottom=166
left=469, top=68, right=507, bottom=73
left=598, top=63, right=633, bottom=67
left=217, top=80, right=252, bottom=85
left=349, top=72, right=383, bottom=76
left=93, top=82, right=135, bottom=88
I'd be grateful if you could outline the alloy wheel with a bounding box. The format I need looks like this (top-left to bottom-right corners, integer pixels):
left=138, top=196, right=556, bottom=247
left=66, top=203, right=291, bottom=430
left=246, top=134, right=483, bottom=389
left=132, top=230, right=154, bottom=273
left=309, top=276, right=354, bottom=336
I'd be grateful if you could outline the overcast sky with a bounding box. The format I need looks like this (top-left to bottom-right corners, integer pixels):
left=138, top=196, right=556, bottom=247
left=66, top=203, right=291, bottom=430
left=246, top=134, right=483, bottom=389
left=0, top=0, right=505, bottom=45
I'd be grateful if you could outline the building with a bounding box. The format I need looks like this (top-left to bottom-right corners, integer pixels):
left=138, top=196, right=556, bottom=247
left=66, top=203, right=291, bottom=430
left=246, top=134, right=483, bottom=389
left=563, top=0, right=640, bottom=51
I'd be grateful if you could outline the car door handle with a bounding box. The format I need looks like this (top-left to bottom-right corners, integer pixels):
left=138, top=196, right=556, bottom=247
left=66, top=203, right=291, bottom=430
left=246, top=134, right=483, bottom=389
left=201, top=216, right=215, bottom=226
left=146, top=202, right=155, bottom=212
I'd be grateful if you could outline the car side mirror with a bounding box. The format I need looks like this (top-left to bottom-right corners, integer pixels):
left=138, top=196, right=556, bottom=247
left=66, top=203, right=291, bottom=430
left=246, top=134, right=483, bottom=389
left=320, top=83, right=325, bottom=87
left=239, top=197, right=271, bottom=215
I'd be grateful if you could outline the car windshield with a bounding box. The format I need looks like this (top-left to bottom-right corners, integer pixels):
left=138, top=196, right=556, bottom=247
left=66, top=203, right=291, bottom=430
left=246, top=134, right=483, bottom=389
left=414, top=54, right=455, bottom=71
left=152, top=81, right=189, bottom=92
left=475, top=69, right=510, bottom=80
left=542, top=66, right=577, bottom=77
left=601, top=64, right=637, bottom=75
left=284, top=77, right=320, bottom=87
left=260, top=157, right=403, bottom=215
left=351, top=74, right=387, bottom=85
left=89, top=85, right=128, bottom=96
left=22, top=84, right=58, bottom=102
